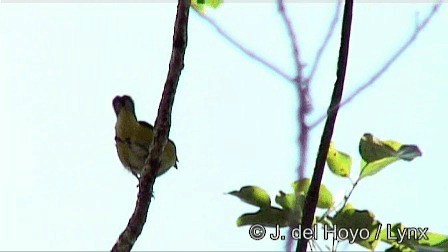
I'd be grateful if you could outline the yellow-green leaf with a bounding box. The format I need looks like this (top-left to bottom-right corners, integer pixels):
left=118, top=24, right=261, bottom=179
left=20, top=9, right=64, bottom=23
left=236, top=207, right=289, bottom=227
left=360, top=156, right=400, bottom=179
left=331, top=204, right=381, bottom=250
left=292, top=178, right=334, bottom=209
left=359, top=133, right=397, bottom=163
left=327, top=141, right=352, bottom=177
left=381, top=223, right=448, bottom=251
left=192, top=0, right=222, bottom=13
left=228, top=186, right=271, bottom=209
left=359, top=134, right=422, bottom=179
left=418, top=232, right=448, bottom=250
left=275, top=191, right=305, bottom=225
left=380, top=223, right=417, bottom=247
left=275, top=191, right=296, bottom=211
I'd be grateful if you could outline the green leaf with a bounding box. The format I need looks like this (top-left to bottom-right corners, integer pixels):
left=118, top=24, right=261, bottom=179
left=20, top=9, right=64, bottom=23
left=418, top=232, right=448, bottom=249
left=275, top=191, right=297, bottom=211
left=359, top=156, right=400, bottom=179
left=359, top=134, right=422, bottom=179
left=381, top=223, right=448, bottom=251
left=292, top=178, right=334, bottom=209
left=327, top=141, right=352, bottom=177
left=228, top=186, right=271, bottom=209
left=385, top=244, right=414, bottom=252
left=396, top=145, right=422, bottom=161
left=331, top=204, right=381, bottom=250
left=317, top=216, right=333, bottom=228
left=275, top=191, right=305, bottom=226
left=236, top=207, right=289, bottom=227
left=359, top=133, right=397, bottom=163
left=192, top=0, right=222, bottom=13
left=383, top=140, right=402, bottom=151
left=380, top=223, right=417, bottom=248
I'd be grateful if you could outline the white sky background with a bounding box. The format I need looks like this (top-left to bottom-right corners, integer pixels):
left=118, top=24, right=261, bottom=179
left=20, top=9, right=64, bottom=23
left=0, top=2, right=447, bottom=251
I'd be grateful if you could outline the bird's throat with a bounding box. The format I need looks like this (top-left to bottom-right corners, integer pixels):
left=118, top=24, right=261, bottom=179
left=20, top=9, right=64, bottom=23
left=115, top=111, right=139, bottom=139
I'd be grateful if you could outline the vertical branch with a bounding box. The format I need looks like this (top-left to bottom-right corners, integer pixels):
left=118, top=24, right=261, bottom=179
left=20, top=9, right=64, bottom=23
left=111, top=1, right=190, bottom=251
left=277, top=1, right=311, bottom=250
left=278, top=0, right=308, bottom=182
left=297, top=0, right=353, bottom=251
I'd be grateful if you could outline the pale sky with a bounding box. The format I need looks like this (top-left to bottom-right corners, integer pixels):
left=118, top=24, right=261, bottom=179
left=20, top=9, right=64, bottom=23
left=1, top=2, right=447, bottom=251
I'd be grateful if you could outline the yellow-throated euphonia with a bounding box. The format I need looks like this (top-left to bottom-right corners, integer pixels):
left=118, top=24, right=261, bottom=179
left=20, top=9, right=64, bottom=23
left=113, top=95, right=178, bottom=178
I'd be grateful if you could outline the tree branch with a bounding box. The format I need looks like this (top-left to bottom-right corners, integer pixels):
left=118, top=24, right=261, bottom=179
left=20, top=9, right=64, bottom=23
left=193, top=8, right=293, bottom=82
left=307, top=0, right=342, bottom=85
left=276, top=2, right=313, bottom=249
left=278, top=0, right=310, bottom=182
left=111, top=1, right=190, bottom=251
left=277, top=1, right=313, bottom=250
left=278, top=0, right=303, bottom=78
left=308, top=2, right=442, bottom=129
left=297, top=0, right=353, bottom=251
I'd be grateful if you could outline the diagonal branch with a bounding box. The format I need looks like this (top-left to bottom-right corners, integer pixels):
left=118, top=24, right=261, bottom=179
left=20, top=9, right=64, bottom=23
left=307, top=0, right=343, bottom=84
left=111, top=1, right=190, bottom=251
left=308, top=1, right=442, bottom=129
left=193, top=8, right=293, bottom=82
left=297, top=0, right=353, bottom=251
left=278, top=0, right=303, bottom=78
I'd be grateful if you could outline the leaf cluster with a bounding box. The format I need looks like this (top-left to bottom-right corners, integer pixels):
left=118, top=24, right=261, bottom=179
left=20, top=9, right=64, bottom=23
left=229, top=134, right=446, bottom=251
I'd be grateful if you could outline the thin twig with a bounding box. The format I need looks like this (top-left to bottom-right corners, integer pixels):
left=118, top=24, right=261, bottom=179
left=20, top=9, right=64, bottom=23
left=111, top=0, right=190, bottom=251
left=308, top=2, right=442, bottom=129
left=312, top=239, right=324, bottom=251
left=193, top=8, right=293, bottom=82
left=278, top=0, right=303, bottom=78
left=297, top=0, right=353, bottom=251
left=334, top=239, right=340, bottom=252
left=315, top=175, right=356, bottom=223
left=307, top=0, right=343, bottom=84
left=338, top=177, right=359, bottom=211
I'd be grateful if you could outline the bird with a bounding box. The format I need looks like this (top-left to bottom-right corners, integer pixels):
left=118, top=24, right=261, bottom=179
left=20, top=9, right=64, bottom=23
left=113, top=95, right=178, bottom=179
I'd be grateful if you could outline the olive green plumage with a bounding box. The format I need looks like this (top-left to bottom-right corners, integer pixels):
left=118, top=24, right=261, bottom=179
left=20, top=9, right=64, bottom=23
left=113, top=95, right=178, bottom=178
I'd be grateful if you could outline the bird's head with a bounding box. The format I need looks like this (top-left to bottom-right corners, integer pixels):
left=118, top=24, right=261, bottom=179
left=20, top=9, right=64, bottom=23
left=113, top=95, right=136, bottom=119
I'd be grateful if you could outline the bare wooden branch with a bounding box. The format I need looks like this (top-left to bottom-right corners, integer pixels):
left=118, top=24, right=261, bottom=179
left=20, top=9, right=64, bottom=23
left=278, top=0, right=303, bottom=78
left=111, top=1, right=190, bottom=251
left=297, top=0, right=353, bottom=251
left=277, top=0, right=310, bottom=182
left=193, top=8, right=293, bottom=82
left=277, top=2, right=312, bottom=249
left=307, top=0, right=343, bottom=84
